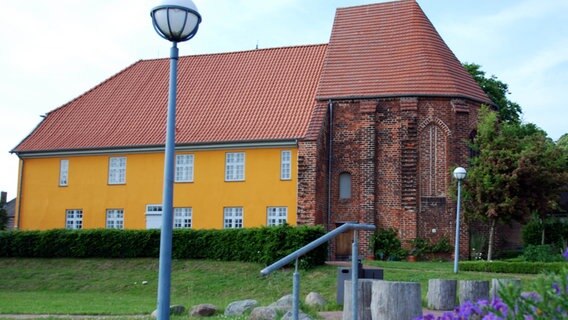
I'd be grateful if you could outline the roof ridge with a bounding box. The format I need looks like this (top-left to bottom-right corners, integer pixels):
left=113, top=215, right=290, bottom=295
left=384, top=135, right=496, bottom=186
left=336, top=0, right=414, bottom=11
left=143, top=43, right=329, bottom=62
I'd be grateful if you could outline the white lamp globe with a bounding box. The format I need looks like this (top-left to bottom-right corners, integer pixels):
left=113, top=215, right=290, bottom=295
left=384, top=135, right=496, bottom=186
left=151, top=0, right=202, bottom=42
left=453, top=167, right=467, bottom=181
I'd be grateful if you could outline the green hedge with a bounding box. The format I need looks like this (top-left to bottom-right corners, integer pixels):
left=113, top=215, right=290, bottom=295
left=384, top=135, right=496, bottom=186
left=460, top=260, right=567, bottom=274
left=0, top=225, right=327, bottom=267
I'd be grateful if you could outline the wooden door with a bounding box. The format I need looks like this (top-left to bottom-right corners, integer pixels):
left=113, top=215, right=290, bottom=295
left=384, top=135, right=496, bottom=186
left=336, top=227, right=353, bottom=260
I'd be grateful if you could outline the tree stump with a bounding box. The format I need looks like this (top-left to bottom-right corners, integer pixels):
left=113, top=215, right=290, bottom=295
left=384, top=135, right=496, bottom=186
left=458, top=280, right=489, bottom=305
left=490, top=278, right=521, bottom=299
left=427, top=279, right=457, bottom=310
left=371, top=281, right=422, bottom=320
left=342, top=279, right=375, bottom=320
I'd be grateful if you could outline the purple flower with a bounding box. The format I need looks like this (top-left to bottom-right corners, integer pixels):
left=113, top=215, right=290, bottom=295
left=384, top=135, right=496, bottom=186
left=414, top=314, right=438, bottom=320
left=456, top=300, right=483, bottom=318
left=552, top=282, right=561, bottom=294
left=490, top=298, right=508, bottom=316
left=439, top=312, right=456, bottom=320
left=521, top=291, right=541, bottom=302
left=562, top=247, right=568, bottom=261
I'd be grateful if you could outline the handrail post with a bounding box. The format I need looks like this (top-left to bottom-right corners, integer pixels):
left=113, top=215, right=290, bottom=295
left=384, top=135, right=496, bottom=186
left=260, top=223, right=376, bottom=320
left=292, top=258, right=300, bottom=320
left=351, top=229, right=359, bottom=320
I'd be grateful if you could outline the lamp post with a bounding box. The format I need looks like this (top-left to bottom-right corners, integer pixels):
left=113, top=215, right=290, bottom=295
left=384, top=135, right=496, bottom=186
left=150, top=1, right=201, bottom=319
left=453, top=167, right=466, bottom=273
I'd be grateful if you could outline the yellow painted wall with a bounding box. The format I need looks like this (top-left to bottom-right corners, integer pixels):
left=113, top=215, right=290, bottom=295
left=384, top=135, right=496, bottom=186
left=17, top=147, right=297, bottom=230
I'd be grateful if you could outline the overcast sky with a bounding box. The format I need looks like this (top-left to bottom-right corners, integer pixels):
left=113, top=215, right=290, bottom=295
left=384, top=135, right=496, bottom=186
left=1, top=0, right=567, bottom=198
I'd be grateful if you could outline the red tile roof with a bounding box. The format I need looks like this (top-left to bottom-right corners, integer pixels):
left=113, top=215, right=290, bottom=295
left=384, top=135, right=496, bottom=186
left=316, top=0, right=491, bottom=104
left=13, top=0, right=490, bottom=154
left=13, top=44, right=327, bottom=153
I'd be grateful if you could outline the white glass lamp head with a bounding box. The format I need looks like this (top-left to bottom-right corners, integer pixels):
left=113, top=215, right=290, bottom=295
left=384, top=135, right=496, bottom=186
left=151, top=0, right=202, bottom=42
left=453, top=167, right=467, bottom=181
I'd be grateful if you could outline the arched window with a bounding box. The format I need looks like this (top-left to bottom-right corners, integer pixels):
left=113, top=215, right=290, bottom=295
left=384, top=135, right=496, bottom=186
left=339, top=172, right=352, bottom=200
left=419, top=124, right=447, bottom=197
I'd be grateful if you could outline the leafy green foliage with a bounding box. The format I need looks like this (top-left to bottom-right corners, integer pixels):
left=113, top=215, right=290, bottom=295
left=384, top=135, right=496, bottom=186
left=463, top=62, right=522, bottom=124
left=558, top=133, right=568, bottom=152
left=463, top=106, right=568, bottom=260
left=0, top=225, right=327, bottom=268
left=370, top=228, right=405, bottom=260
left=522, top=216, right=568, bottom=250
left=522, top=244, right=564, bottom=262
left=429, top=237, right=453, bottom=253
left=460, top=260, right=566, bottom=274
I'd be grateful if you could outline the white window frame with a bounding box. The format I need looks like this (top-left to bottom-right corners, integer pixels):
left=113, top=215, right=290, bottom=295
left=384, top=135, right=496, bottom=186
left=224, top=207, right=243, bottom=229
left=267, top=207, right=288, bottom=226
left=175, top=154, right=194, bottom=182
left=108, top=157, right=126, bottom=185
left=66, top=209, right=83, bottom=229
left=106, top=209, right=124, bottom=229
left=225, top=152, right=245, bottom=181
left=145, top=204, right=163, bottom=229
left=174, top=207, right=192, bottom=228
left=59, top=159, right=69, bottom=186
left=280, top=150, right=292, bottom=180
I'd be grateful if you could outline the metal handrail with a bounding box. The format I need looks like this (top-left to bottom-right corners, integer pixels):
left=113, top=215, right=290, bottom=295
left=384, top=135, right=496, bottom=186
left=260, top=223, right=375, bottom=320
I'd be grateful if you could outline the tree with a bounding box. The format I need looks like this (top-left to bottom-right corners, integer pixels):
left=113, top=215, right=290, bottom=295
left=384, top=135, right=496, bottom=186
left=557, top=133, right=568, bottom=153
left=463, top=106, right=568, bottom=260
left=463, top=63, right=522, bottom=124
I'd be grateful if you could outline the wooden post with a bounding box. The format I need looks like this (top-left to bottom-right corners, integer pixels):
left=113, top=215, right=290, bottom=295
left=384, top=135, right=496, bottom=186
left=427, top=279, right=457, bottom=310
left=343, top=279, right=375, bottom=320
left=490, top=279, right=521, bottom=300
left=371, top=281, right=422, bottom=320
left=458, top=280, right=489, bottom=305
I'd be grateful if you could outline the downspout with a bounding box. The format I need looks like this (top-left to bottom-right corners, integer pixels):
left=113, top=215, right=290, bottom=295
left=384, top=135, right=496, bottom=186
left=327, top=100, right=334, bottom=259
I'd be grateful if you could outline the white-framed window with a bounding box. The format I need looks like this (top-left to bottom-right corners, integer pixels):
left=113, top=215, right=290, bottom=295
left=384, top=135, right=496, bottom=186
left=59, top=159, right=69, bottom=186
left=224, top=207, right=243, bottom=229
left=108, top=157, right=126, bottom=184
left=339, top=172, right=352, bottom=199
left=175, top=154, right=194, bottom=182
left=267, top=207, right=288, bottom=226
left=225, top=152, right=245, bottom=181
left=145, top=204, right=163, bottom=229
left=281, top=150, right=292, bottom=180
left=174, top=207, right=192, bottom=228
left=106, top=209, right=124, bottom=229
left=66, top=209, right=83, bottom=229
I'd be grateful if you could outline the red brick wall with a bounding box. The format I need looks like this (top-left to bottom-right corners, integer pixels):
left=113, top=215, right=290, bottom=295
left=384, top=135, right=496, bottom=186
left=297, top=96, right=481, bottom=259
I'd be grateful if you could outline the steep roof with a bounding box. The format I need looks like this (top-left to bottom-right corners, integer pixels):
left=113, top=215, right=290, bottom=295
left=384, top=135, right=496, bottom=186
left=316, top=0, right=491, bottom=103
left=13, top=44, right=327, bottom=153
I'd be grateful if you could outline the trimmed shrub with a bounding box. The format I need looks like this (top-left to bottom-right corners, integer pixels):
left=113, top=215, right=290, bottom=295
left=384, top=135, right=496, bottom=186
left=460, top=260, right=566, bottom=274
left=0, top=224, right=326, bottom=268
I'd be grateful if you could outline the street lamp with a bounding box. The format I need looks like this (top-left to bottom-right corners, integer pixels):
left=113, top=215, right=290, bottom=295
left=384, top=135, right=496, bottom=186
left=150, top=1, right=201, bottom=319
left=453, top=167, right=466, bottom=273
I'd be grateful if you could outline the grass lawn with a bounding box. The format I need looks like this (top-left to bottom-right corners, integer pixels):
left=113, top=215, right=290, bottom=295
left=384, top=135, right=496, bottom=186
left=0, top=258, right=538, bottom=316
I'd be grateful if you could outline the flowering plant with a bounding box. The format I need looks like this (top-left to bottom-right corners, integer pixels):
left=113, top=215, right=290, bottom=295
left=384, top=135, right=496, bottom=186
left=418, top=248, right=568, bottom=320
